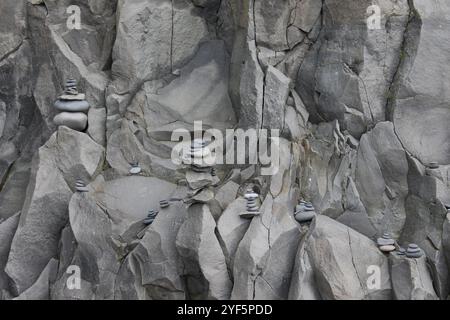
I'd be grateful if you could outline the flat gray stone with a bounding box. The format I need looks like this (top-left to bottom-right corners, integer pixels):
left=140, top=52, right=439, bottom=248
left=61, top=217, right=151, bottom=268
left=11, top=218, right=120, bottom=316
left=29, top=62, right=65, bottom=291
left=54, top=112, right=88, bottom=131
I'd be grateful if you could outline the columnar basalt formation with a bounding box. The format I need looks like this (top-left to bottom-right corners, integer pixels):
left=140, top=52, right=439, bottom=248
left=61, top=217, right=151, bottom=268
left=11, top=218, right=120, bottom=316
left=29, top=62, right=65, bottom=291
left=294, top=201, right=316, bottom=223
left=239, top=188, right=260, bottom=219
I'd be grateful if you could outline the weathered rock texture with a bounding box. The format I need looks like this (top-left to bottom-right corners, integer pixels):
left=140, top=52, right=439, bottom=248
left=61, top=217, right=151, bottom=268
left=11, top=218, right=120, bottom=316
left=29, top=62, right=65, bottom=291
left=0, top=0, right=449, bottom=300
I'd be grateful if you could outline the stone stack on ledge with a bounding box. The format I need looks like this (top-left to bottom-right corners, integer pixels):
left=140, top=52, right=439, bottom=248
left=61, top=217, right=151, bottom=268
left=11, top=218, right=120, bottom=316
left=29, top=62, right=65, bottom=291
left=129, top=161, right=142, bottom=175
left=143, top=209, right=159, bottom=226
left=377, top=233, right=396, bottom=253
left=53, top=79, right=90, bottom=131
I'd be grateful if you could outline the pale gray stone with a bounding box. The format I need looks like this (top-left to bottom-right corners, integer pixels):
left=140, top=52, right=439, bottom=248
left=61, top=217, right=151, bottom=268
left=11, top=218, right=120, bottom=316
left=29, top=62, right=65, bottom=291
left=217, top=198, right=251, bottom=268
left=215, top=181, right=240, bottom=210
left=176, top=204, right=232, bottom=300
left=2, top=0, right=450, bottom=302
left=288, top=231, right=321, bottom=300
left=0, top=213, right=20, bottom=293
left=400, top=195, right=449, bottom=298
left=112, top=0, right=208, bottom=89
left=355, top=122, right=408, bottom=237
left=14, top=259, right=58, bottom=300
left=69, top=192, right=119, bottom=299
left=262, top=66, right=291, bottom=131
left=297, top=0, right=409, bottom=137
left=231, top=191, right=301, bottom=300
left=117, top=200, right=188, bottom=300
left=142, top=41, right=236, bottom=131
left=254, top=0, right=290, bottom=51
left=186, top=171, right=214, bottom=190
left=238, top=41, right=264, bottom=128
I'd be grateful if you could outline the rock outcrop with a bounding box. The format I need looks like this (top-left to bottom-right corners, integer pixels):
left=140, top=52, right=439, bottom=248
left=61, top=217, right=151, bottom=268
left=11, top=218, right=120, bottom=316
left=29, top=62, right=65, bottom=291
left=0, top=0, right=449, bottom=300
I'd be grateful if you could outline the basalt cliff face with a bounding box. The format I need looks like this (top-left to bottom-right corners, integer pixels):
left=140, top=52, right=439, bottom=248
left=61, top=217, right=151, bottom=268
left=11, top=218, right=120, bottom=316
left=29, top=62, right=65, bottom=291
left=0, top=0, right=449, bottom=300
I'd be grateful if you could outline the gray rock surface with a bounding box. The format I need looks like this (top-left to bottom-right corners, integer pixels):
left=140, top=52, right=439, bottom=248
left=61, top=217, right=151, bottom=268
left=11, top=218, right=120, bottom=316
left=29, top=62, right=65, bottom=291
left=176, top=204, right=232, bottom=300
left=0, top=213, right=20, bottom=295
left=389, top=253, right=439, bottom=300
left=217, top=197, right=251, bottom=268
left=303, top=216, right=392, bottom=300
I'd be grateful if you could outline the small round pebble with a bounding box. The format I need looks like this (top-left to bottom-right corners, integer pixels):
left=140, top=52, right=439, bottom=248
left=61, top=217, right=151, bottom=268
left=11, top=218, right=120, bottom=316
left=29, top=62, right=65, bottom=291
left=379, top=245, right=396, bottom=253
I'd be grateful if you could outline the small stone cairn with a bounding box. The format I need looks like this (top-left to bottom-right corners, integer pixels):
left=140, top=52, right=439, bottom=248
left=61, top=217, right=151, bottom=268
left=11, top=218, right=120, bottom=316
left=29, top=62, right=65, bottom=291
left=159, top=199, right=170, bottom=209
left=53, top=79, right=90, bottom=131
left=143, top=209, right=159, bottom=226
left=129, top=161, right=142, bottom=175
left=183, top=138, right=217, bottom=206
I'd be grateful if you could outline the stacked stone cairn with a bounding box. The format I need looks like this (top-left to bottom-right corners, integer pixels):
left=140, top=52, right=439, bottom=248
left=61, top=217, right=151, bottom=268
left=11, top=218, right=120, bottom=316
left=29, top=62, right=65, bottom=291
left=239, top=188, right=260, bottom=219
left=75, top=179, right=89, bottom=193
left=53, top=79, right=90, bottom=131
left=396, top=247, right=406, bottom=256
left=188, top=139, right=215, bottom=173
left=129, top=161, right=142, bottom=175
left=159, top=199, right=170, bottom=209
left=143, top=209, right=159, bottom=226
left=294, top=200, right=316, bottom=223
left=406, top=243, right=423, bottom=258
left=183, top=138, right=217, bottom=205
left=377, top=232, right=396, bottom=253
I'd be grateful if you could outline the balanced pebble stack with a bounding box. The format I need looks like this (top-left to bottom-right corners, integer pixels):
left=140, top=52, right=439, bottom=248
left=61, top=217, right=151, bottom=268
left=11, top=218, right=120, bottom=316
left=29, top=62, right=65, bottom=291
left=144, top=209, right=159, bottom=226
left=183, top=139, right=217, bottom=205
left=376, top=232, right=396, bottom=253
left=53, top=79, right=90, bottom=131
